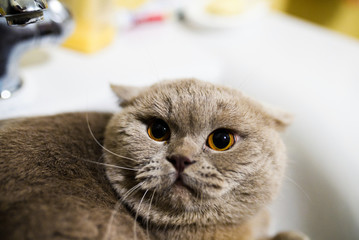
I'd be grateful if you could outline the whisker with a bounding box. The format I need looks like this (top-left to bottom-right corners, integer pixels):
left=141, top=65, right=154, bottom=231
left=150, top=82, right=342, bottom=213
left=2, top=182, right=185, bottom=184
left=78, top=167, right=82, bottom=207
left=103, top=182, right=144, bottom=240
left=78, top=157, right=136, bottom=171
left=122, top=182, right=144, bottom=200
left=97, top=153, right=105, bottom=162
left=103, top=202, right=119, bottom=240
left=134, top=189, right=149, bottom=240
left=86, top=113, right=137, bottom=162
left=146, top=190, right=156, bottom=240
left=62, top=151, right=136, bottom=171
left=283, top=174, right=311, bottom=202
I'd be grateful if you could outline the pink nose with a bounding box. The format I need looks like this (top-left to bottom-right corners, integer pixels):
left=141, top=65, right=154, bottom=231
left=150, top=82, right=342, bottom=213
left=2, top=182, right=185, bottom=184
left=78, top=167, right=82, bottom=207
left=167, top=155, right=196, bottom=173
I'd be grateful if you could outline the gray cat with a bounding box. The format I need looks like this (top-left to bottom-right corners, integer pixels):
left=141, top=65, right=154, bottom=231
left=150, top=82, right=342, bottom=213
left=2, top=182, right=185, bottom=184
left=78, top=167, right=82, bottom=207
left=0, top=79, right=308, bottom=240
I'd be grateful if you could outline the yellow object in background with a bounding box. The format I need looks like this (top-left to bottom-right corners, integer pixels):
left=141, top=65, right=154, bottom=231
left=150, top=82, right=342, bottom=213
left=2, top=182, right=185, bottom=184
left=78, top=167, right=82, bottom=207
left=116, top=0, right=148, bottom=9
left=272, top=0, right=359, bottom=40
left=206, top=0, right=245, bottom=16
left=59, top=0, right=116, bottom=53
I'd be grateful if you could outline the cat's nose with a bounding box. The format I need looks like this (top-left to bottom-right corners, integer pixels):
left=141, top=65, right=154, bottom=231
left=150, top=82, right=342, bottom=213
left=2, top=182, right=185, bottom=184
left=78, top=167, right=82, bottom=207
left=167, top=155, right=196, bottom=173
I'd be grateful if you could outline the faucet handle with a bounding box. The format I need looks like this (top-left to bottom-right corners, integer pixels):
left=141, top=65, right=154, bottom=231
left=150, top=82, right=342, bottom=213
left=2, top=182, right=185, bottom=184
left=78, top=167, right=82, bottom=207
left=1, top=0, right=48, bottom=25
left=10, top=0, right=47, bottom=12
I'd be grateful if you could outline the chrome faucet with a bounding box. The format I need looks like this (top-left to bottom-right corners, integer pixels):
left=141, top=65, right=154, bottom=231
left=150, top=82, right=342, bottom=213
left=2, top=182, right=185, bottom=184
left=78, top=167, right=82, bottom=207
left=0, top=0, right=73, bottom=99
left=0, top=0, right=48, bottom=26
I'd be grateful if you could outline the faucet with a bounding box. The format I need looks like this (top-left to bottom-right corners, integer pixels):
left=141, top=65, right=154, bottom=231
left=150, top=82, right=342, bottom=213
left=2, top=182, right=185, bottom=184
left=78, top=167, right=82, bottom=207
left=0, top=0, right=48, bottom=26
left=0, top=0, right=73, bottom=99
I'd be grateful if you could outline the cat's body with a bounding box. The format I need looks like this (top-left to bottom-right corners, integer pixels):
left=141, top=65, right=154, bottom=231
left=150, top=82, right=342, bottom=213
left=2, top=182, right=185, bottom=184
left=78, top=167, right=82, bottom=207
left=0, top=112, right=267, bottom=240
left=0, top=79, right=308, bottom=240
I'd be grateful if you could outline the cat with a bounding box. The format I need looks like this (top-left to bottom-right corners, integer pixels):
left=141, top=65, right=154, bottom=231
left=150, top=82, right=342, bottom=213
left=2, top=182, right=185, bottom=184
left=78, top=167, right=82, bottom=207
left=0, top=79, right=308, bottom=240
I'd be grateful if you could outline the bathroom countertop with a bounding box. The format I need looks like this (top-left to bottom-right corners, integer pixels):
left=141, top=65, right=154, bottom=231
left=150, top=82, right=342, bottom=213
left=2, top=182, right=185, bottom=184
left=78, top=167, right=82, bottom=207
left=1, top=8, right=359, bottom=240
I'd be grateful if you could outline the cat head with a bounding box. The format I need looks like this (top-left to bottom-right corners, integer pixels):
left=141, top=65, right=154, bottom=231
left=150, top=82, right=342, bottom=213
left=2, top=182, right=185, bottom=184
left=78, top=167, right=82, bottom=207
left=104, top=79, right=291, bottom=228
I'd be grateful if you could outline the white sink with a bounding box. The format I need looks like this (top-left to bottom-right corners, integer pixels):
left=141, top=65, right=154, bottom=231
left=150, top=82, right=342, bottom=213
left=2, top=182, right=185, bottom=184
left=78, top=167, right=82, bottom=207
left=1, top=9, right=358, bottom=240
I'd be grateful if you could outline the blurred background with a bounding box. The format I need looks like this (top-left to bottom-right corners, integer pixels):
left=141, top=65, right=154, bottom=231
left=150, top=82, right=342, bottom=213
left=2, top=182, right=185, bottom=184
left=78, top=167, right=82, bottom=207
left=1, top=0, right=358, bottom=239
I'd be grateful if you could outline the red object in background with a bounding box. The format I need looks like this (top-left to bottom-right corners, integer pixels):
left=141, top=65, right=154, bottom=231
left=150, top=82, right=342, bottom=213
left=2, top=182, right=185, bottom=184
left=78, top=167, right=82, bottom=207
left=134, top=14, right=167, bottom=25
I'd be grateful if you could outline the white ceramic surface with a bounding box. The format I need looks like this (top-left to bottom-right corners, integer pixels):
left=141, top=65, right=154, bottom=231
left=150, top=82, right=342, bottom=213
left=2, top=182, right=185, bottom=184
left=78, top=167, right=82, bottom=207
left=1, top=8, right=358, bottom=240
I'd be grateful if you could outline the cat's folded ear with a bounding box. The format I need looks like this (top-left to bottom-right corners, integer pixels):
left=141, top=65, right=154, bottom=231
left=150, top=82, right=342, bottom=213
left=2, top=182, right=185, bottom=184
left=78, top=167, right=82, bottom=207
left=110, top=84, right=146, bottom=107
left=241, top=93, right=293, bottom=131
left=260, top=102, right=293, bottom=131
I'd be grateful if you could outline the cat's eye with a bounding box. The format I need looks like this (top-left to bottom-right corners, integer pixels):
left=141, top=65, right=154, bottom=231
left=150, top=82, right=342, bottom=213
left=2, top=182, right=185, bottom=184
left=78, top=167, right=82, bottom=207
left=207, top=129, right=236, bottom=151
left=147, top=119, right=171, bottom=142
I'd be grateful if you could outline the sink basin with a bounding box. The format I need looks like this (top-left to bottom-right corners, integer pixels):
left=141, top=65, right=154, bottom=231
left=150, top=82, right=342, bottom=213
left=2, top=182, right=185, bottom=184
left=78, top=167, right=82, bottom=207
left=1, top=10, right=358, bottom=240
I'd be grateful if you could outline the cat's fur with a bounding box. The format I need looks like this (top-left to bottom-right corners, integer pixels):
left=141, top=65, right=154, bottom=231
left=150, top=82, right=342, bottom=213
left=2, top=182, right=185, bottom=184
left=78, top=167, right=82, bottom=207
left=0, top=79, right=308, bottom=240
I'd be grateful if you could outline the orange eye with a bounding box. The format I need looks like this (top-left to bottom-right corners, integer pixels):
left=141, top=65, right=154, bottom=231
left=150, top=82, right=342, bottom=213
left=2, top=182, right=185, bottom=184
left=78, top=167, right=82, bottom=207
left=207, top=129, right=235, bottom=151
left=147, top=119, right=170, bottom=141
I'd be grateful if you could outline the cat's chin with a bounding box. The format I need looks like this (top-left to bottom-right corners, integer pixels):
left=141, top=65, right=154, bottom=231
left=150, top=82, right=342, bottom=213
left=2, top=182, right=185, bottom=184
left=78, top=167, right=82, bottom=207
left=155, top=176, right=195, bottom=205
left=171, top=182, right=193, bottom=201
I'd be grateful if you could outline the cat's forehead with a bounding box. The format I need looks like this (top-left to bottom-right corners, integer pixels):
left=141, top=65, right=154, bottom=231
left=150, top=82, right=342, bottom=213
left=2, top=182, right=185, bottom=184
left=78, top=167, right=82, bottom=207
left=128, top=80, right=260, bottom=133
